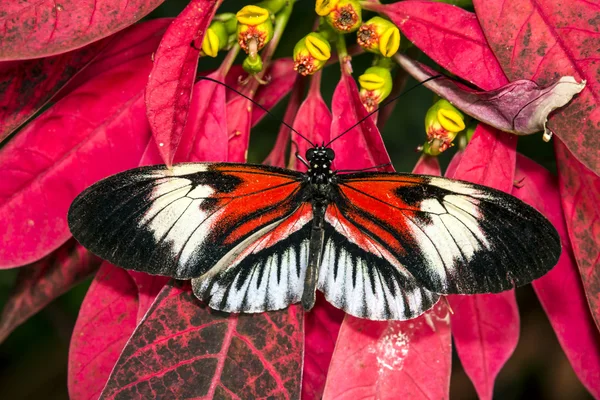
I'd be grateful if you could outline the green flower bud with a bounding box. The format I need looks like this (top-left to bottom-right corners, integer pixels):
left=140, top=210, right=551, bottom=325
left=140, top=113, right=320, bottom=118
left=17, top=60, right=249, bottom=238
left=358, top=66, right=392, bottom=111
left=243, top=54, right=264, bottom=74
left=423, top=99, right=466, bottom=154
left=357, top=17, right=400, bottom=57
left=201, top=21, right=228, bottom=58
left=236, top=5, right=274, bottom=54
left=293, top=32, right=331, bottom=76
left=317, top=0, right=362, bottom=33
left=214, top=13, right=237, bottom=35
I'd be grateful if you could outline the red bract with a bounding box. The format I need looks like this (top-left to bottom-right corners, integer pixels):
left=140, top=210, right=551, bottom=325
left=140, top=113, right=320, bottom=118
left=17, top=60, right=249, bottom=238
left=264, top=79, right=305, bottom=168
left=290, top=72, right=332, bottom=172
left=69, top=264, right=140, bottom=400
left=330, top=72, right=392, bottom=171
left=514, top=154, right=600, bottom=397
left=0, top=56, right=152, bottom=269
left=323, top=303, right=452, bottom=400
left=412, top=154, right=441, bottom=176
left=473, top=0, right=600, bottom=176
left=250, top=58, right=298, bottom=126
left=0, top=240, right=101, bottom=343
left=446, top=124, right=519, bottom=400
left=145, top=0, right=222, bottom=167
left=0, top=0, right=165, bottom=60
left=0, top=41, right=107, bottom=141
left=100, top=282, right=303, bottom=399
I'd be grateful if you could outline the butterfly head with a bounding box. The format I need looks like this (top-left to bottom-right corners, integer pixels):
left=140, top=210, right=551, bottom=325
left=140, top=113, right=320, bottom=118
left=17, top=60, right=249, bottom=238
left=306, top=145, right=335, bottom=184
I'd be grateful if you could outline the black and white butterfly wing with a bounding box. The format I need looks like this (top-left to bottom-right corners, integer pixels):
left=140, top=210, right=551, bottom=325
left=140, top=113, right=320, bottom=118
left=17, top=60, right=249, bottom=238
left=331, top=172, right=561, bottom=295
left=68, top=163, right=305, bottom=279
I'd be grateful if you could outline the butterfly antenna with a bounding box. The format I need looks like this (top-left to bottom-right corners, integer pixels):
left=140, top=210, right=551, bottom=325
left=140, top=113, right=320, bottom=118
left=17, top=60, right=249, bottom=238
left=324, top=75, right=443, bottom=147
left=197, top=76, right=315, bottom=147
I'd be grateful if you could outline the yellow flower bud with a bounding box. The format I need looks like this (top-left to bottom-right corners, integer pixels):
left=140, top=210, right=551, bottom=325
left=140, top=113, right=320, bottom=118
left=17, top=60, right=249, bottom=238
left=423, top=99, right=466, bottom=154
left=201, top=21, right=227, bottom=58
left=358, top=66, right=392, bottom=111
left=315, top=0, right=339, bottom=16
left=357, top=17, right=401, bottom=57
left=236, top=6, right=274, bottom=55
left=293, top=32, right=331, bottom=76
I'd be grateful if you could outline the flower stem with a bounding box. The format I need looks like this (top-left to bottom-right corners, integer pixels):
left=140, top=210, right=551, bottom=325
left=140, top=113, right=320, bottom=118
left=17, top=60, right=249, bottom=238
left=217, top=44, right=241, bottom=76
left=335, top=34, right=352, bottom=75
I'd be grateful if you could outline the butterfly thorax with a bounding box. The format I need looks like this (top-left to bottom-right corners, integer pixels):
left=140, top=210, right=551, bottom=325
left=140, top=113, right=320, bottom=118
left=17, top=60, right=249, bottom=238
left=306, top=146, right=335, bottom=186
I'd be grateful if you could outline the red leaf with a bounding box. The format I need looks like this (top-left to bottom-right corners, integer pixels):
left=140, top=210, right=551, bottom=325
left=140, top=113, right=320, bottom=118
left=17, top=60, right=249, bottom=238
left=302, top=293, right=344, bottom=400
left=145, top=0, right=222, bottom=166
left=69, top=263, right=139, bottom=400
left=174, top=70, right=228, bottom=163
left=377, top=0, right=507, bottom=90
left=555, top=141, right=600, bottom=331
left=447, top=294, right=519, bottom=400
left=57, top=19, right=172, bottom=101
left=100, top=282, right=303, bottom=399
left=290, top=72, right=332, bottom=172
left=251, top=58, right=297, bottom=126
left=264, top=78, right=305, bottom=168
left=514, top=154, right=600, bottom=397
left=323, top=303, right=451, bottom=400
left=445, top=150, right=464, bottom=177
left=0, top=240, right=101, bottom=343
left=330, top=73, right=392, bottom=171
left=0, top=40, right=107, bottom=142
left=474, top=0, right=600, bottom=176
left=0, top=0, right=165, bottom=60
left=412, top=154, right=441, bottom=176
left=446, top=124, right=519, bottom=400
left=0, top=55, right=153, bottom=268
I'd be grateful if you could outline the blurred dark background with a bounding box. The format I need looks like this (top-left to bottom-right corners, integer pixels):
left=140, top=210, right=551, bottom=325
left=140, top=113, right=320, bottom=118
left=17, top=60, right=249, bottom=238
left=0, top=0, right=591, bottom=398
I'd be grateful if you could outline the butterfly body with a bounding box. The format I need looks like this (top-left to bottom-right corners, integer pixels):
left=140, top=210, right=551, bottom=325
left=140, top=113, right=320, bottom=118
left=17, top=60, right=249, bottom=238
left=68, top=146, right=561, bottom=321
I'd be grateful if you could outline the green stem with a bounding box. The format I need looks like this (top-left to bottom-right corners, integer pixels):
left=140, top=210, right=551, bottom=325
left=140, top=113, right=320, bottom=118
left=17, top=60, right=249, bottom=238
left=217, top=44, right=241, bottom=76
left=335, top=34, right=352, bottom=75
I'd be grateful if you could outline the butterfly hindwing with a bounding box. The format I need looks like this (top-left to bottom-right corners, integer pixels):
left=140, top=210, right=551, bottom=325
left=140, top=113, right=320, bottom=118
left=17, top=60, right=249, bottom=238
left=68, top=163, right=304, bottom=279
left=334, top=173, right=561, bottom=295
left=192, top=203, right=313, bottom=313
left=319, top=204, right=440, bottom=321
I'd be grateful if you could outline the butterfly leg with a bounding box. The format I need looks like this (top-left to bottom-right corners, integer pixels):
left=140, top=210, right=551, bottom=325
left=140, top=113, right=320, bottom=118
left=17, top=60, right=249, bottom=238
left=301, top=202, right=327, bottom=311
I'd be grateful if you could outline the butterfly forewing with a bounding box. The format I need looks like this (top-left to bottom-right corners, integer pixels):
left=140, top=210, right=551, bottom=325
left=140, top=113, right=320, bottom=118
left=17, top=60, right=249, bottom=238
left=333, top=173, right=561, bottom=295
left=68, top=163, right=305, bottom=279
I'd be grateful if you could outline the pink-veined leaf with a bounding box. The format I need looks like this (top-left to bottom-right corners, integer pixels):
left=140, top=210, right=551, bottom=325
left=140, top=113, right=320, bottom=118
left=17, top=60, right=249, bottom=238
left=290, top=71, right=332, bottom=172
left=264, top=78, right=305, bottom=168
left=302, top=294, right=344, bottom=400
left=0, top=40, right=107, bottom=142
left=56, top=18, right=172, bottom=102
left=0, top=0, right=165, bottom=60
left=145, top=0, right=222, bottom=167
left=69, top=263, right=140, bottom=400
left=446, top=124, right=520, bottom=400
left=554, top=141, right=600, bottom=331
left=374, top=0, right=507, bottom=90
left=0, top=240, right=101, bottom=344
left=128, top=271, right=170, bottom=323
left=396, top=54, right=585, bottom=137
left=473, top=0, right=600, bottom=176
left=0, top=55, right=153, bottom=269
left=99, top=281, right=303, bottom=399
left=323, top=303, right=451, bottom=400
left=330, top=72, right=393, bottom=171
left=514, top=154, right=600, bottom=397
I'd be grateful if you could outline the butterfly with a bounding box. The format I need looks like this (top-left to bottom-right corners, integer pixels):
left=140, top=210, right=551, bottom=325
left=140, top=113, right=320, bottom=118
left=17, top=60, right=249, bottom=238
left=68, top=142, right=561, bottom=321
